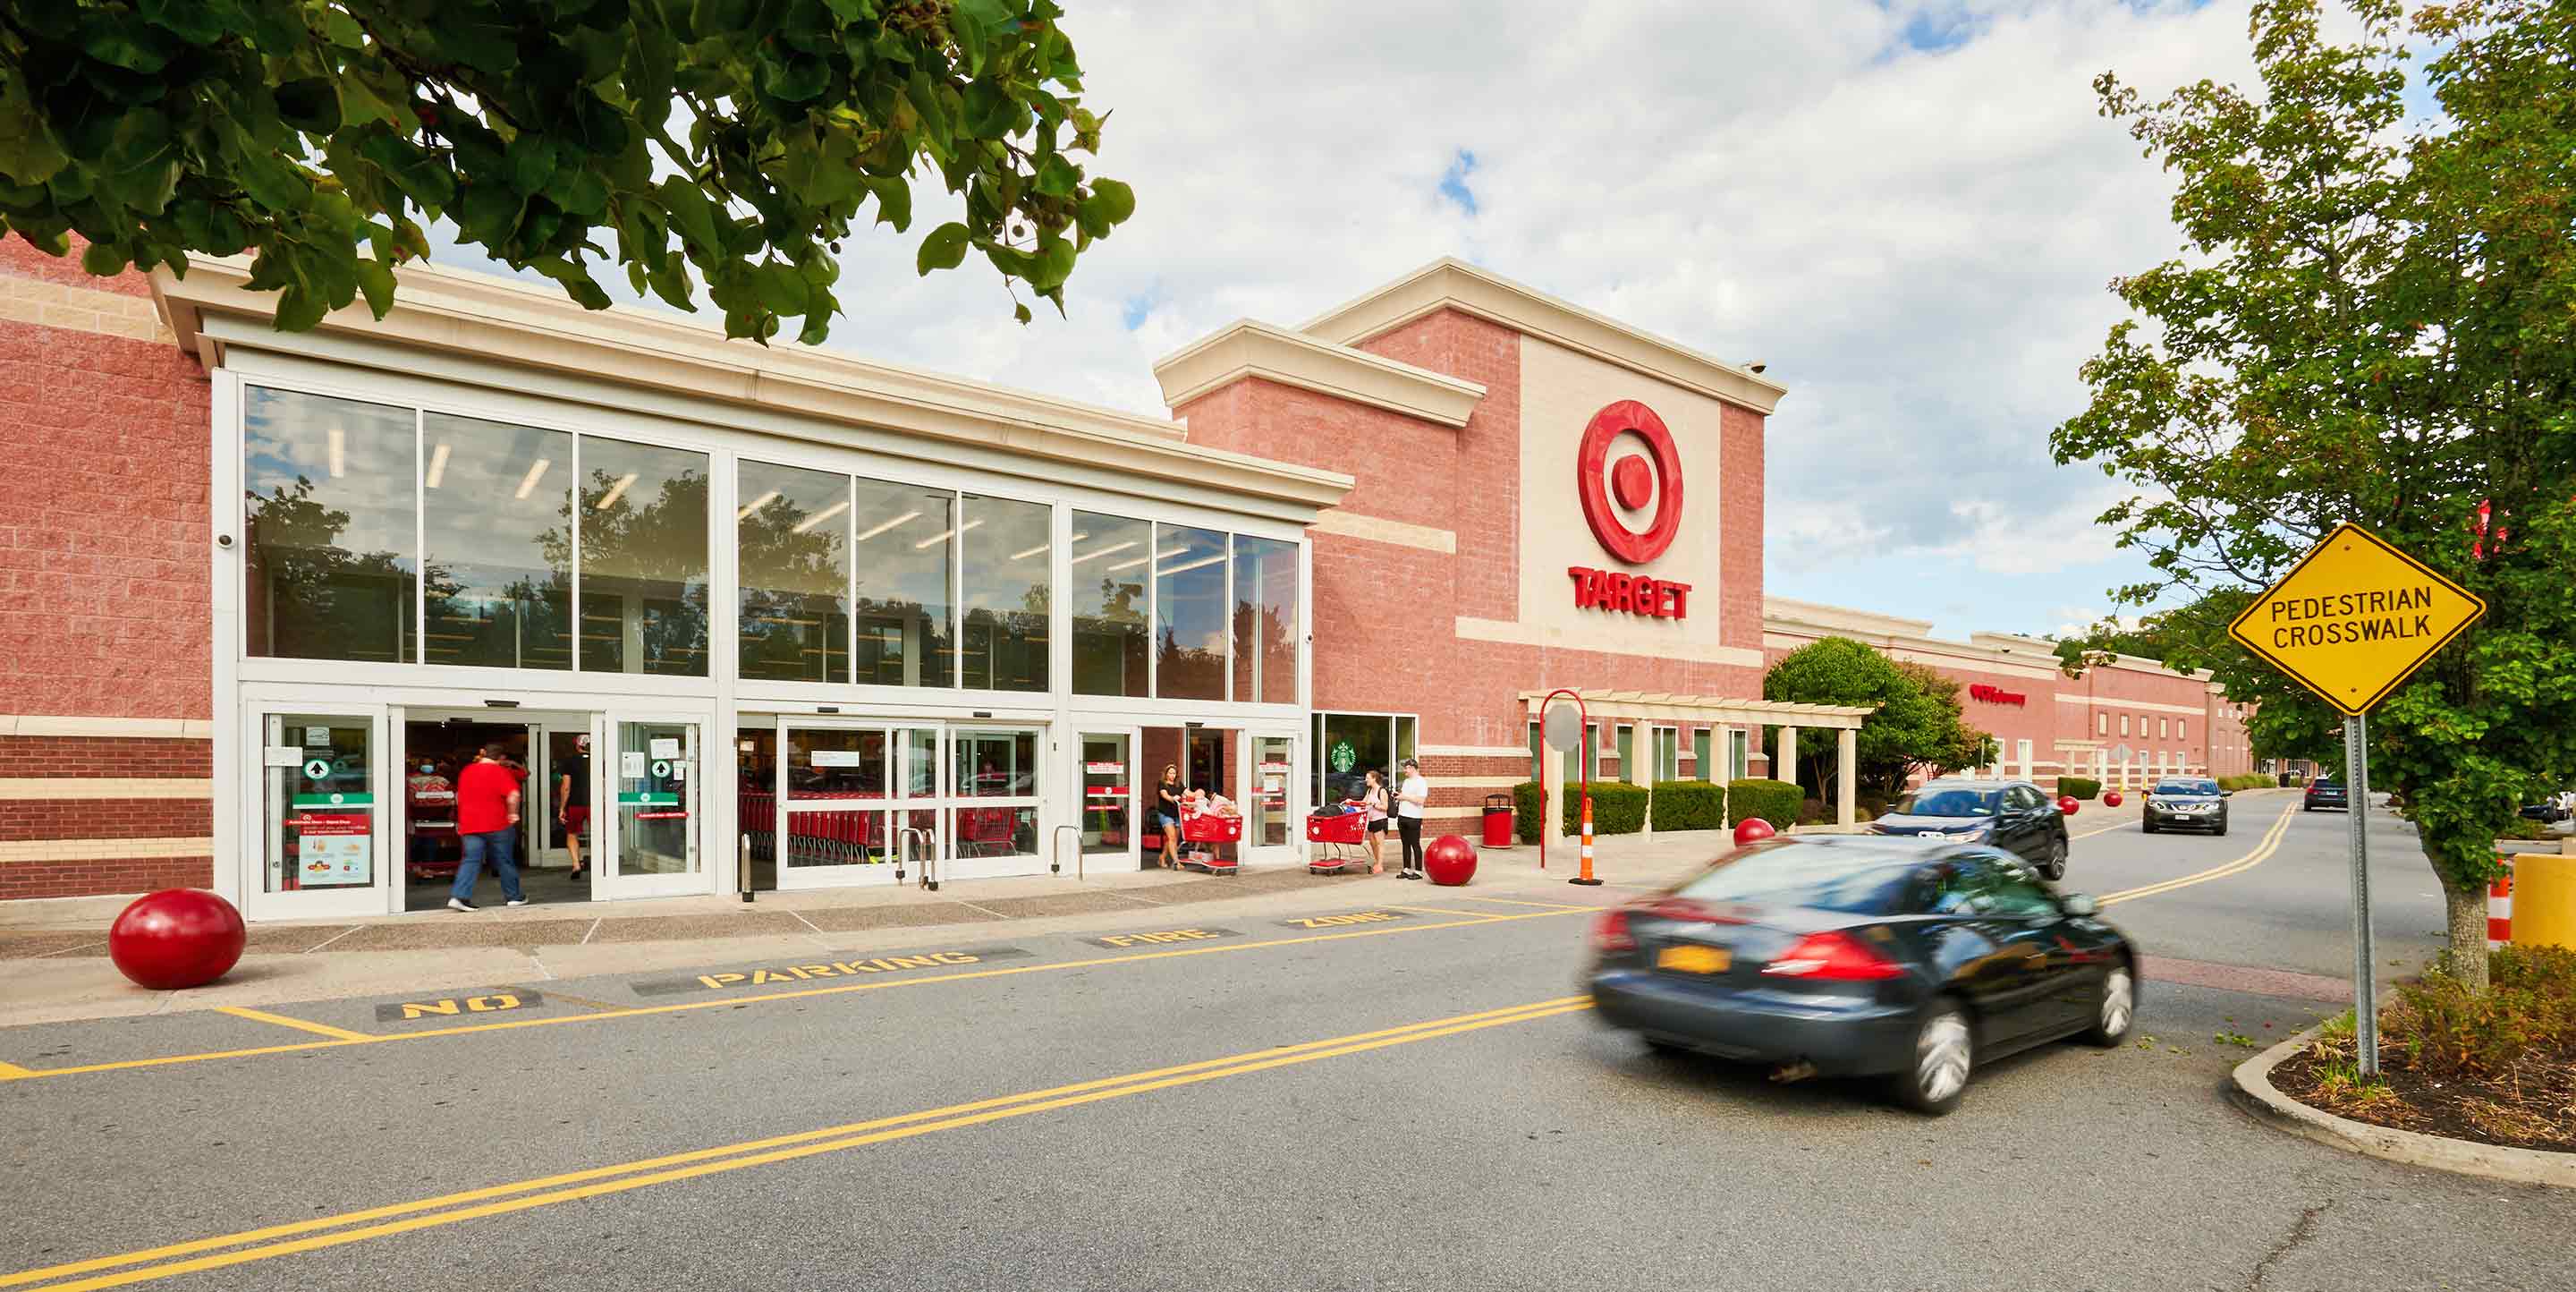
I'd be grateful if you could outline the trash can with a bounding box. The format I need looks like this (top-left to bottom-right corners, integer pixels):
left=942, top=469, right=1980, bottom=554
left=1481, top=794, right=1514, bottom=847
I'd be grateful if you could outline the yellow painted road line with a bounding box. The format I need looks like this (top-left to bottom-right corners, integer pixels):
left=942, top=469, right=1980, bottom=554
left=1379, top=903, right=1496, bottom=918
left=4, top=997, right=1589, bottom=1292
left=1454, top=896, right=1598, bottom=911
left=0, top=1059, right=31, bottom=1078
left=1, top=907, right=1585, bottom=1083
left=209, top=1006, right=375, bottom=1043
left=2099, top=802, right=2299, bottom=906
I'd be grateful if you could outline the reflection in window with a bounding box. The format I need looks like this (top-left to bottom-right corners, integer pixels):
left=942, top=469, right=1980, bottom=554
left=1230, top=536, right=1297, bottom=704
left=243, top=388, right=417, bottom=663
left=737, top=461, right=850, bottom=683
left=1154, top=524, right=1226, bottom=701
left=1070, top=512, right=1149, bottom=696
left=578, top=437, right=710, bottom=676
left=953, top=728, right=1039, bottom=797
left=852, top=480, right=953, bottom=686
left=960, top=495, right=1049, bottom=692
left=1319, top=713, right=1392, bottom=807
left=421, top=414, right=572, bottom=669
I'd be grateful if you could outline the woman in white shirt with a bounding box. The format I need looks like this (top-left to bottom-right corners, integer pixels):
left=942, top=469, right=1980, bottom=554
left=1395, top=758, right=1429, bottom=880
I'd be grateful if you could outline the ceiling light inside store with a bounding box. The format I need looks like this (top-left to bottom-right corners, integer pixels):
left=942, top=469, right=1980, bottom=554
left=513, top=458, right=552, bottom=499
left=593, top=473, right=639, bottom=510
left=1158, top=553, right=1226, bottom=576
left=792, top=499, right=852, bottom=534
left=915, top=518, right=984, bottom=550
left=424, top=442, right=449, bottom=489
left=326, top=428, right=345, bottom=479
left=1007, top=540, right=1052, bottom=560
left=734, top=489, right=779, bottom=521
left=1069, top=540, right=1137, bottom=565
left=854, top=509, right=920, bottom=542
left=1107, top=556, right=1149, bottom=572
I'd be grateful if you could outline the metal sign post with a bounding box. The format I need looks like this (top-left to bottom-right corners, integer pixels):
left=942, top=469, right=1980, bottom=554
left=2224, top=523, right=2485, bottom=1084
left=1540, top=690, right=1597, bottom=883
left=2344, top=715, right=2377, bottom=1075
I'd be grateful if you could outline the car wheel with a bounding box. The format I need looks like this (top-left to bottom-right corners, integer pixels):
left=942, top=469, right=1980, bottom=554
left=2041, top=834, right=2067, bottom=881
left=2141, top=818, right=2157, bottom=835
left=2083, top=962, right=2137, bottom=1047
left=2215, top=817, right=2228, bottom=837
left=1890, top=999, right=1973, bottom=1116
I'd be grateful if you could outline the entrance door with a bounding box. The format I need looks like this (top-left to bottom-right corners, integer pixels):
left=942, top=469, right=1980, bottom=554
left=246, top=707, right=391, bottom=921
left=1246, top=734, right=1296, bottom=860
left=946, top=726, right=1043, bottom=880
left=774, top=720, right=943, bottom=888
left=596, top=716, right=706, bottom=900
left=1074, top=731, right=1139, bottom=871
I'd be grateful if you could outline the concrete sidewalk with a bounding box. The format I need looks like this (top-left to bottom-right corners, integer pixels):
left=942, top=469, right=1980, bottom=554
left=0, top=829, right=1747, bottom=1027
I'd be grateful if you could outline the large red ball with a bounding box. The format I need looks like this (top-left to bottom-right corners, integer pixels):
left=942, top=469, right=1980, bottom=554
left=1424, top=835, right=1478, bottom=886
left=108, top=889, right=245, bottom=990
left=2104, top=791, right=2124, bottom=808
left=2057, top=795, right=2080, bottom=816
left=1733, top=818, right=1777, bottom=846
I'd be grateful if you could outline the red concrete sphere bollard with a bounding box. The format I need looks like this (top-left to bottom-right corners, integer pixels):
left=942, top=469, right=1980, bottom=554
left=2104, top=791, right=2123, bottom=808
left=2058, top=795, right=2080, bottom=816
left=107, top=888, right=246, bottom=990
left=1733, top=818, right=1777, bottom=846
left=1424, top=835, right=1479, bottom=886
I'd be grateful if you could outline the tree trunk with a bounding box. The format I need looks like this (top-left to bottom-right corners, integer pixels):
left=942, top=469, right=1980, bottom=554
left=2443, top=883, right=2490, bottom=993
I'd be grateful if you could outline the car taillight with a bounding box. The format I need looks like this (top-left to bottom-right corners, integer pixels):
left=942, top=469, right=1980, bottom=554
left=1761, top=930, right=1904, bottom=981
left=1592, top=908, right=1636, bottom=953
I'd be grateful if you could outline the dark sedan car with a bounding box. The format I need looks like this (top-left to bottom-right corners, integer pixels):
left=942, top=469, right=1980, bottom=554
left=2144, top=778, right=2229, bottom=836
left=2304, top=779, right=2350, bottom=812
left=1868, top=778, right=2071, bottom=879
left=1587, top=837, right=2137, bottom=1116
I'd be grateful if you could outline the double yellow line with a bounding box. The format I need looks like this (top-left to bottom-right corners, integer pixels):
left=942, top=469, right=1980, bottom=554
left=2099, top=800, right=2299, bottom=906
left=3, top=995, right=1591, bottom=1291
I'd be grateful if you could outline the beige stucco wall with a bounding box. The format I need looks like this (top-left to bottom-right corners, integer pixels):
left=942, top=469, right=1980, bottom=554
left=1509, top=334, right=1740, bottom=661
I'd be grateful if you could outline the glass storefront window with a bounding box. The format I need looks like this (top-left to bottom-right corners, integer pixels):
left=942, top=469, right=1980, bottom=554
left=738, top=461, right=851, bottom=683
left=243, top=388, right=418, bottom=663
left=953, top=728, right=1038, bottom=796
left=1693, top=728, right=1713, bottom=782
left=421, top=413, right=573, bottom=670
left=852, top=480, right=953, bottom=686
left=1154, top=524, right=1226, bottom=701
left=1070, top=512, right=1149, bottom=696
left=1230, top=536, right=1298, bottom=705
left=264, top=714, right=377, bottom=891
left=960, top=494, right=1050, bottom=693
left=1319, top=714, right=1393, bottom=807
left=578, top=437, right=710, bottom=676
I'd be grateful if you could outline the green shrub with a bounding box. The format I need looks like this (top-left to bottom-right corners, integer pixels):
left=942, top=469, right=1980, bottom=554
left=2385, top=945, right=2576, bottom=1079
left=1507, top=781, right=1650, bottom=842
left=1649, top=780, right=1725, bottom=831
left=2058, top=776, right=2101, bottom=800
left=1726, top=778, right=1802, bottom=829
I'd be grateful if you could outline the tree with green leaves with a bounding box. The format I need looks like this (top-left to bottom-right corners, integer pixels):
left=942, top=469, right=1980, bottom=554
left=0, top=0, right=1135, bottom=340
left=2057, top=0, right=2576, bottom=990
left=1763, top=637, right=1994, bottom=807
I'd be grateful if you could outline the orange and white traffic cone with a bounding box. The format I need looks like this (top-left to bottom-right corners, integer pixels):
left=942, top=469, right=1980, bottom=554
left=1572, top=792, right=1602, bottom=886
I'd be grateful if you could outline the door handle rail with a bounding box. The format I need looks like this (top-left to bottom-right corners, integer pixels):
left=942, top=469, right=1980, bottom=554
left=896, top=827, right=937, bottom=892
left=1050, top=823, right=1083, bottom=880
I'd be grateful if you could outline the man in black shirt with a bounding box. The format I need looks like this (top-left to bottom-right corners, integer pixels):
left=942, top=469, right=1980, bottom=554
left=557, top=735, right=593, bottom=881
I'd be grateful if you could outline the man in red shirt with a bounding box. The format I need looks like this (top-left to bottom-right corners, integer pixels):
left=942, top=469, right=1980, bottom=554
left=449, top=743, right=528, bottom=911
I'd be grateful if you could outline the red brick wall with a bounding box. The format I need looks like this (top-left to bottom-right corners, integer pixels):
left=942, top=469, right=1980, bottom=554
left=0, top=735, right=211, bottom=777
left=0, top=234, right=214, bottom=721
left=1, top=856, right=211, bottom=902
left=0, top=799, right=212, bottom=842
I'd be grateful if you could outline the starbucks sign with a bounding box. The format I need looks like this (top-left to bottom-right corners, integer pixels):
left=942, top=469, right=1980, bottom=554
left=1328, top=741, right=1356, bottom=774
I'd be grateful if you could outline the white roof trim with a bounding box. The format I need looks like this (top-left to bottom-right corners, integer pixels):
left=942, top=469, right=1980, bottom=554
left=1519, top=690, right=1874, bottom=730
left=1152, top=319, right=1485, bottom=428
left=1297, top=258, right=1789, bottom=416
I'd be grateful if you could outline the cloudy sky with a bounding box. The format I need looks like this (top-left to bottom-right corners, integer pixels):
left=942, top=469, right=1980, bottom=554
left=452, top=0, right=2275, bottom=642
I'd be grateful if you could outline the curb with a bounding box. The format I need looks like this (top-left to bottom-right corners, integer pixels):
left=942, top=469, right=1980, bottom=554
left=2229, top=1024, right=2576, bottom=1187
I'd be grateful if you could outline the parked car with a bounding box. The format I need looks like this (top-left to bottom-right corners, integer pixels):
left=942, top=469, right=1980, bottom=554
left=2143, top=778, right=2230, bottom=836
left=1587, top=836, right=2138, bottom=1116
left=1868, top=778, right=2071, bottom=879
left=2523, top=800, right=2571, bottom=824
left=2303, top=779, right=2350, bottom=812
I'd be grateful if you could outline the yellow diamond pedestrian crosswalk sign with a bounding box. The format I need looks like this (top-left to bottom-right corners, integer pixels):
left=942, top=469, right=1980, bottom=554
left=2225, top=523, right=2485, bottom=717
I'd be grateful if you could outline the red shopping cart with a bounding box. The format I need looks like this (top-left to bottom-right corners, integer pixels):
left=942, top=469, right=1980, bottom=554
left=1305, top=802, right=1368, bottom=874
left=1179, top=808, right=1242, bottom=875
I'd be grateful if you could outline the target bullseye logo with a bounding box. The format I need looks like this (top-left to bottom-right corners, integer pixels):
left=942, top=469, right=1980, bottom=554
left=1568, top=399, right=1693, bottom=621
left=1577, top=399, right=1683, bottom=564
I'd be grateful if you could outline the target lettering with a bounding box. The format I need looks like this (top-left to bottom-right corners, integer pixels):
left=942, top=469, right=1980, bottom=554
left=1569, top=566, right=1690, bottom=619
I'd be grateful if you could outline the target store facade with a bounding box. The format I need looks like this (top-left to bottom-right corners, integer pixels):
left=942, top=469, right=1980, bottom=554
left=2, top=242, right=2225, bottom=915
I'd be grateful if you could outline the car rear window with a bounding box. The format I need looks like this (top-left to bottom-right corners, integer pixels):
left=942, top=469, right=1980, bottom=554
left=1672, top=846, right=1914, bottom=914
left=1892, top=788, right=1996, bottom=817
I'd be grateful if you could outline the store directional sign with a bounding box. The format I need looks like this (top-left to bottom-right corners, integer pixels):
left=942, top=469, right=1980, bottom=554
left=2224, top=522, right=2486, bottom=716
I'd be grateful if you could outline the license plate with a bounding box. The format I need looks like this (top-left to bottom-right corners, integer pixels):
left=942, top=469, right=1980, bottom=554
left=1657, top=944, right=1731, bottom=974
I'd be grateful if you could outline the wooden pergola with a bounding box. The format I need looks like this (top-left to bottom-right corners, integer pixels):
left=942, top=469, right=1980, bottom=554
left=1518, top=690, right=1877, bottom=846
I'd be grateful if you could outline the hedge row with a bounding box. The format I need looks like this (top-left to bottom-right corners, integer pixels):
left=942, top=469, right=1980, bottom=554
left=2217, top=773, right=2279, bottom=791
left=1726, top=778, right=1802, bottom=829
left=2058, top=776, right=2101, bottom=800
left=1506, top=780, right=1732, bottom=842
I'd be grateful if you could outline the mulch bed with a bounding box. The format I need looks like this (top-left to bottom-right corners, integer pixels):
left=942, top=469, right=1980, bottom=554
left=2273, top=1034, right=2576, bottom=1153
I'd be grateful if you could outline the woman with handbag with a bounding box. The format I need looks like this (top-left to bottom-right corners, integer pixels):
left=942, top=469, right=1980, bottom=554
left=1360, top=768, right=1391, bottom=875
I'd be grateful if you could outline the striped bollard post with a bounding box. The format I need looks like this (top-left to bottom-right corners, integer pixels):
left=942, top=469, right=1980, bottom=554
left=1572, top=792, right=1601, bottom=886
left=2488, top=863, right=2512, bottom=949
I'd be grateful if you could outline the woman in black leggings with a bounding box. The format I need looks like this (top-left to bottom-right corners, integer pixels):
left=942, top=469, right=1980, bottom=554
left=1394, top=758, right=1428, bottom=879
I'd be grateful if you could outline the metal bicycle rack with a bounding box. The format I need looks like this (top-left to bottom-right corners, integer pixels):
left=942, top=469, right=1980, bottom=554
left=1049, top=824, right=1083, bottom=880
left=894, top=827, right=936, bottom=891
